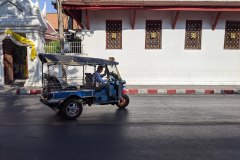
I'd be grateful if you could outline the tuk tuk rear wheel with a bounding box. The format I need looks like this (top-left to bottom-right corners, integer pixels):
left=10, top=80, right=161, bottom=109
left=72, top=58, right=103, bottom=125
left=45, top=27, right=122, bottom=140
left=116, top=94, right=129, bottom=108
left=61, top=98, right=83, bottom=120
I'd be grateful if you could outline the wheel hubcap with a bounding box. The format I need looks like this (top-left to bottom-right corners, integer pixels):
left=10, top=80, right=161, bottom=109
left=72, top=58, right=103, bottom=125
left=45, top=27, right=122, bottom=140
left=118, top=98, right=126, bottom=106
left=66, top=103, right=79, bottom=116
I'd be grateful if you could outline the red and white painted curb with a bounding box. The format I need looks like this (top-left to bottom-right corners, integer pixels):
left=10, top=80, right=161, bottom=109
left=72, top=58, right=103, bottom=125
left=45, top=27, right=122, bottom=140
left=15, top=88, right=240, bottom=95
left=16, top=89, right=42, bottom=95
left=124, top=89, right=240, bottom=95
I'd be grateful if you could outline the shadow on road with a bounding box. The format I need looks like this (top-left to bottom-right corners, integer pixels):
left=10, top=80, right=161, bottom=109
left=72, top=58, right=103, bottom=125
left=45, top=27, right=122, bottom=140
left=115, top=108, right=129, bottom=122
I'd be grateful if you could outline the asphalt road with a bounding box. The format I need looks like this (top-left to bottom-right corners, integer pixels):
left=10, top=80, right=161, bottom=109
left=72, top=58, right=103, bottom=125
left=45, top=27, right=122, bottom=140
left=0, top=95, right=240, bottom=160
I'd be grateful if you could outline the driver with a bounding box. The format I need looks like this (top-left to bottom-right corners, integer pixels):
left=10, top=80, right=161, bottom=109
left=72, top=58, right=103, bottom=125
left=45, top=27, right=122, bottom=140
left=92, top=65, right=108, bottom=87
left=93, top=65, right=115, bottom=98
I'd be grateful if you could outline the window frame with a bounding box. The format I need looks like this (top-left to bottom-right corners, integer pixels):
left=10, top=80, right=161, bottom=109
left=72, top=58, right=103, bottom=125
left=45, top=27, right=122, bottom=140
left=145, top=20, right=162, bottom=49
left=106, top=20, right=122, bottom=49
left=224, top=21, right=240, bottom=50
left=184, top=20, right=202, bottom=50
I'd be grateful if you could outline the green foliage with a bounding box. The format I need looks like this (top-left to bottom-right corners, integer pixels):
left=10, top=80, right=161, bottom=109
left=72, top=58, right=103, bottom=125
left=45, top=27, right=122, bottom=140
left=44, top=41, right=61, bottom=53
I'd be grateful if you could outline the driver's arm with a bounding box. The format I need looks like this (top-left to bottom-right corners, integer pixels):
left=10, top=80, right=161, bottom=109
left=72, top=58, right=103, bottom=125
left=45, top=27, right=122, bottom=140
left=100, top=68, right=107, bottom=77
left=95, top=72, right=107, bottom=83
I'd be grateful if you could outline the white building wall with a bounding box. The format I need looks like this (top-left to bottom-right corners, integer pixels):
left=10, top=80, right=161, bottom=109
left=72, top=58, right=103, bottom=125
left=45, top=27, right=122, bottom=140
left=0, top=0, right=47, bottom=86
left=82, top=10, right=240, bottom=85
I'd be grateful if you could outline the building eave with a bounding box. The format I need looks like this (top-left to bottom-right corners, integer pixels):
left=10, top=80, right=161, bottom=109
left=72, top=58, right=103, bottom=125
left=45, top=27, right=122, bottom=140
left=62, top=5, right=240, bottom=12
left=62, top=0, right=240, bottom=7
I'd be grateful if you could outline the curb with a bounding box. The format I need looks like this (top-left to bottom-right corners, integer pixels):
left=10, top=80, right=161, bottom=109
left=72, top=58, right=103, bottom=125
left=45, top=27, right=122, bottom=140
left=15, top=88, right=240, bottom=95
left=16, top=89, right=42, bottom=95
left=125, top=89, right=240, bottom=95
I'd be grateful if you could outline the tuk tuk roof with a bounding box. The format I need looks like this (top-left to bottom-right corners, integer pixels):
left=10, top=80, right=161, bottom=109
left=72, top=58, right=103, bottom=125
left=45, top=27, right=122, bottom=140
left=38, top=53, right=119, bottom=66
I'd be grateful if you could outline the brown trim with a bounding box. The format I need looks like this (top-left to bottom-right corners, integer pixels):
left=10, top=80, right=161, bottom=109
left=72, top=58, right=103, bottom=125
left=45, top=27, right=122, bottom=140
left=3, top=39, right=14, bottom=84
left=3, top=41, right=6, bottom=84
left=212, top=12, right=222, bottom=30
left=63, top=0, right=240, bottom=7
left=85, top=9, right=90, bottom=30
left=63, top=5, right=240, bottom=12
left=172, top=11, right=180, bottom=29
left=25, top=47, right=28, bottom=79
left=131, top=10, right=136, bottom=30
left=65, top=9, right=84, bottom=29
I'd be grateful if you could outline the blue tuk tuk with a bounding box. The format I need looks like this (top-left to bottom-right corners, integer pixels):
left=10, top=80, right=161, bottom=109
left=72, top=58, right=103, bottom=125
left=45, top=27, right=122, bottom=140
left=39, top=53, right=129, bottom=119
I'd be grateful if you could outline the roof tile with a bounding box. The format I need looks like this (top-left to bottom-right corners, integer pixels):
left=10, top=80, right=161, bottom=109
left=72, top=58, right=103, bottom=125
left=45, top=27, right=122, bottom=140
left=46, top=13, right=81, bottom=30
left=63, top=0, right=240, bottom=7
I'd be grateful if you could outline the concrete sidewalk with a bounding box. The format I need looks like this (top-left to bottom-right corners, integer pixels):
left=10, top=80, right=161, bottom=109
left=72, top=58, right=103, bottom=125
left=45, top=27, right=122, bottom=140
left=0, top=85, right=18, bottom=95
left=1, top=85, right=240, bottom=95
left=0, top=86, right=41, bottom=95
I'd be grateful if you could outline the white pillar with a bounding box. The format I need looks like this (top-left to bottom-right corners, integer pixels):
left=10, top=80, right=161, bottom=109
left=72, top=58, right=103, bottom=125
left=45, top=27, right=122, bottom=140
left=24, top=31, right=43, bottom=87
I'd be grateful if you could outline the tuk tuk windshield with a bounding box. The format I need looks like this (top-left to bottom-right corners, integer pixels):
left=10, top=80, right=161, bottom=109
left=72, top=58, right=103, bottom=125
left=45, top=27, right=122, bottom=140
left=107, top=65, right=122, bottom=80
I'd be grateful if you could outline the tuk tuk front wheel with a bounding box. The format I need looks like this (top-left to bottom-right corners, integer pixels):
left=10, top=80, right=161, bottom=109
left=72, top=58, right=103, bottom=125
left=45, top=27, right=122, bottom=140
left=116, top=94, right=129, bottom=108
left=61, top=98, right=83, bottom=120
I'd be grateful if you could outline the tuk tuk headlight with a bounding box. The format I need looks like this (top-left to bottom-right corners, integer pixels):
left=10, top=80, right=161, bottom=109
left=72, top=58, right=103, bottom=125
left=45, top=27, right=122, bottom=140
left=121, top=80, right=126, bottom=84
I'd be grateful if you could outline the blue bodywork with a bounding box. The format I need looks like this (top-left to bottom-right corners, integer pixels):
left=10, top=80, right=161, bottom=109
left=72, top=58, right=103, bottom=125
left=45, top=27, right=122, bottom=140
left=50, top=89, right=94, bottom=100
left=44, top=83, right=121, bottom=105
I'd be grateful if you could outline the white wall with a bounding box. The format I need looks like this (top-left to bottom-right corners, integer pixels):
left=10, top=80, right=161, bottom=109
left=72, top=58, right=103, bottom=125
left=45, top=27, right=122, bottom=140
left=82, top=10, right=240, bottom=85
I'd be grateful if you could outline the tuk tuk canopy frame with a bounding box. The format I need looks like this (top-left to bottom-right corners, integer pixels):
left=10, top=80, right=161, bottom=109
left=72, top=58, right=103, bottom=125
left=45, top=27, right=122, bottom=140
left=38, top=53, right=119, bottom=66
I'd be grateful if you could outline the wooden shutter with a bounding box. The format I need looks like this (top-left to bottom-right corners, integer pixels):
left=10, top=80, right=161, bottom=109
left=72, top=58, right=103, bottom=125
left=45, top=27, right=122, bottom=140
left=145, top=20, right=162, bottom=49
left=224, top=21, right=240, bottom=49
left=106, top=20, right=122, bottom=49
left=185, top=20, right=202, bottom=49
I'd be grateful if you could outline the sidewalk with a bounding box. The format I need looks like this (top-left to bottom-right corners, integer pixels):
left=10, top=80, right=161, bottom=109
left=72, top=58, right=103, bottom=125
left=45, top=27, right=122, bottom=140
left=0, top=85, right=18, bottom=95
left=1, top=85, right=240, bottom=95
left=0, top=86, right=41, bottom=95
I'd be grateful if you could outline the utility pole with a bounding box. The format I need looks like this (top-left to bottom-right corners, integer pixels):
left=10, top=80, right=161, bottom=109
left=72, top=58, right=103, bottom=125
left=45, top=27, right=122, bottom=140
left=57, top=0, right=67, bottom=82
left=57, top=0, right=64, bottom=54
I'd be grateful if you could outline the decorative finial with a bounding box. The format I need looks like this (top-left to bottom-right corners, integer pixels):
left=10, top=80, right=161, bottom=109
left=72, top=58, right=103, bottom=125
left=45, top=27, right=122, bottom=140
left=41, top=1, right=47, bottom=18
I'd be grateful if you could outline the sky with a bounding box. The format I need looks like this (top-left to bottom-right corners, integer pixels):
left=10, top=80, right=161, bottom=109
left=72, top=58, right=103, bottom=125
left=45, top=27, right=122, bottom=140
left=38, top=0, right=57, bottom=13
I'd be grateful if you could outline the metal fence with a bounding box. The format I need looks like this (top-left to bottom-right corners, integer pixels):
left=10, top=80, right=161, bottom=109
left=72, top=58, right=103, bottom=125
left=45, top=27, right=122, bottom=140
left=43, top=64, right=95, bottom=90
left=44, top=41, right=82, bottom=54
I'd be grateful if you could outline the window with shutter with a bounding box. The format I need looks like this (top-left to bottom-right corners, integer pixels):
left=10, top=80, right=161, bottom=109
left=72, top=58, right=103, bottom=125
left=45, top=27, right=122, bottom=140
left=224, top=21, right=240, bottom=49
left=106, top=20, right=122, bottom=49
left=185, top=20, right=202, bottom=50
left=145, top=20, right=162, bottom=49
